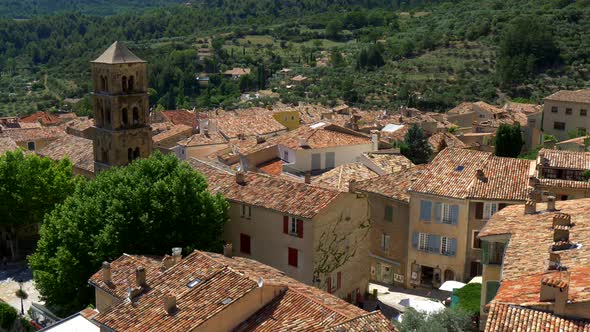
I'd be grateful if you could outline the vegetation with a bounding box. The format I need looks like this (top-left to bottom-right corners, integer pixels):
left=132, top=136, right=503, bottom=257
left=396, top=307, right=473, bottom=332
left=454, top=283, right=481, bottom=315
left=494, top=123, right=524, bottom=158
left=28, top=152, right=229, bottom=315
left=0, top=302, right=17, bottom=330
left=401, top=124, right=432, bottom=164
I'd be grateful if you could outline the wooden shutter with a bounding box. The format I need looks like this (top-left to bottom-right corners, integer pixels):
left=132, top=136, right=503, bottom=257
left=288, top=247, right=298, bottom=267
left=450, top=238, right=457, bottom=256
left=412, top=232, right=419, bottom=248
left=283, top=216, right=288, bottom=234
left=327, top=276, right=332, bottom=293
left=420, top=200, right=431, bottom=221
left=297, top=219, right=303, bottom=238
left=475, top=202, right=484, bottom=219
left=434, top=203, right=442, bottom=223
left=481, top=241, right=490, bottom=264
left=337, top=272, right=342, bottom=290
left=450, top=205, right=459, bottom=225
left=485, top=281, right=500, bottom=304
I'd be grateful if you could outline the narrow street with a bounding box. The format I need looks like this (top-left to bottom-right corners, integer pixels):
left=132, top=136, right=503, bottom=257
left=0, top=263, right=41, bottom=316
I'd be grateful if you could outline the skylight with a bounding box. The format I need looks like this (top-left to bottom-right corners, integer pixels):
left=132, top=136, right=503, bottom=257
left=455, top=165, right=465, bottom=172
left=187, top=278, right=201, bottom=288
left=310, top=122, right=325, bottom=129
left=221, top=297, right=232, bottom=305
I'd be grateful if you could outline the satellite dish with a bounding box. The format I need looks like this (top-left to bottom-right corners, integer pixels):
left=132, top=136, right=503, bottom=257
left=257, top=277, right=264, bottom=288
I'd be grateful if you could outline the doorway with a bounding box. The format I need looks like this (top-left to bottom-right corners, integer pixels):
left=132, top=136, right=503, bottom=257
left=421, top=266, right=434, bottom=287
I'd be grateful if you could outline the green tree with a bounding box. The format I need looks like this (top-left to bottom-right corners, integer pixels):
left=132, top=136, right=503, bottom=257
left=325, top=19, right=343, bottom=40
left=454, top=283, right=481, bottom=315
left=330, top=50, right=345, bottom=68
left=0, top=150, right=79, bottom=259
left=396, top=308, right=472, bottom=332
left=29, top=152, right=229, bottom=315
left=494, top=123, right=524, bottom=157
left=401, top=124, right=432, bottom=164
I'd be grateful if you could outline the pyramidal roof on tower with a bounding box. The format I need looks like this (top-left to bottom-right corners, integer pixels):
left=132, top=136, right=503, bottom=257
left=92, top=41, right=145, bottom=64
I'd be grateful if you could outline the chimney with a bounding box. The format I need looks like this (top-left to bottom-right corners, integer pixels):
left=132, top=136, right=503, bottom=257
left=223, top=243, right=233, bottom=258
left=547, top=196, right=556, bottom=211
left=256, top=135, right=265, bottom=144
left=524, top=200, right=536, bottom=215
left=528, top=176, right=538, bottom=188
left=239, top=155, right=250, bottom=172
left=163, top=294, right=177, bottom=314
left=136, top=266, right=146, bottom=287
left=552, top=213, right=571, bottom=228
left=370, top=130, right=380, bottom=151
left=476, top=169, right=485, bottom=181
left=162, top=255, right=174, bottom=269
left=540, top=276, right=569, bottom=315
left=236, top=171, right=246, bottom=185
left=304, top=172, right=311, bottom=184
left=101, top=261, right=112, bottom=283
left=299, top=137, right=309, bottom=148
left=548, top=252, right=561, bottom=270
left=348, top=179, right=357, bottom=193
left=172, top=247, right=182, bottom=264
left=553, top=226, right=570, bottom=243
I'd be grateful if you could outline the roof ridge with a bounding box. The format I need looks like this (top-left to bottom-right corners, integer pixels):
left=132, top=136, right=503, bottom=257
left=329, top=310, right=383, bottom=327
left=189, top=157, right=234, bottom=175
left=286, top=286, right=357, bottom=319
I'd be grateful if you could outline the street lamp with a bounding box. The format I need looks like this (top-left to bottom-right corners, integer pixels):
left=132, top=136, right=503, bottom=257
left=15, top=279, right=28, bottom=316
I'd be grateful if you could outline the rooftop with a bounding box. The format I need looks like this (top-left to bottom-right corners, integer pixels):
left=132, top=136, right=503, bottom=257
left=355, top=166, right=427, bottom=203
left=187, top=158, right=341, bottom=219
left=223, top=67, right=251, bottom=76
left=503, top=102, right=543, bottom=114
left=272, top=122, right=370, bottom=151
left=361, top=152, right=414, bottom=174
left=152, top=124, right=193, bottom=144
left=312, top=163, right=378, bottom=192
left=160, top=110, right=197, bottom=128
left=0, top=127, right=65, bottom=143
left=92, top=41, right=145, bottom=64
left=545, top=89, right=590, bottom=104
left=214, top=112, right=286, bottom=139
left=177, top=132, right=227, bottom=147
left=428, top=132, right=467, bottom=153
left=409, top=148, right=533, bottom=201
left=37, top=135, right=95, bottom=173
left=474, top=101, right=505, bottom=114
left=539, top=148, right=590, bottom=170
left=485, top=302, right=590, bottom=332
left=19, top=111, right=61, bottom=126
left=90, top=250, right=395, bottom=332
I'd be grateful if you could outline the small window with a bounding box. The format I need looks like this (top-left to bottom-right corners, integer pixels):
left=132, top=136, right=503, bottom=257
left=240, top=204, right=251, bottom=218
left=133, top=107, right=139, bottom=125
left=283, top=150, right=289, bottom=161
left=288, top=247, right=298, bottom=267
left=105, top=109, right=111, bottom=125
left=581, top=109, right=588, bottom=116
left=133, top=147, right=140, bottom=160
left=27, top=141, right=35, bottom=151
left=483, top=202, right=498, bottom=219
left=122, top=76, right=127, bottom=92
left=381, top=233, right=390, bottom=252
left=187, top=278, right=201, bottom=288
left=289, top=217, right=298, bottom=236
left=566, top=108, right=573, bottom=115
left=551, top=106, right=558, bottom=113
left=473, top=231, right=481, bottom=249
left=418, top=233, right=428, bottom=251
left=554, top=122, right=565, bottom=131
left=291, top=116, right=295, bottom=120
left=384, top=205, right=393, bottom=223
left=127, top=148, right=133, bottom=163
left=240, top=233, right=251, bottom=254
left=420, top=200, right=432, bottom=222
left=455, top=165, right=465, bottom=172
left=128, top=76, right=135, bottom=91
left=122, top=108, right=129, bottom=127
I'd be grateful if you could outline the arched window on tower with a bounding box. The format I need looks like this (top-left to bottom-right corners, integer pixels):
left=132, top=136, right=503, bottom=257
left=100, top=76, right=106, bottom=91
left=128, top=148, right=133, bottom=163
left=133, top=147, right=140, bottom=160
left=128, top=76, right=134, bottom=92
left=102, top=149, right=108, bottom=163
left=122, top=108, right=129, bottom=127
left=105, top=108, right=111, bottom=127
left=132, top=107, right=139, bottom=126
left=122, top=76, right=127, bottom=92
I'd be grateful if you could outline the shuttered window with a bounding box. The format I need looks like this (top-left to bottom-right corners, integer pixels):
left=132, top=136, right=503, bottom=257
left=420, top=200, right=432, bottom=222
left=288, top=247, right=298, bottom=267
left=240, top=233, right=251, bottom=255
left=485, top=281, right=500, bottom=304
left=384, top=205, right=393, bottom=223
left=475, top=202, right=484, bottom=219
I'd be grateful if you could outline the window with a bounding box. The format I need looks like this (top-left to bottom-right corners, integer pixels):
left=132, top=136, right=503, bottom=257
left=554, top=122, right=565, bottom=130
left=288, top=247, right=298, bottom=267
left=381, top=233, right=390, bottom=252
left=122, top=108, right=129, bottom=127
left=384, top=205, right=393, bottom=223
left=240, top=233, right=251, bottom=254
left=283, top=150, right=289, bottom=161
left=122, top=76, right=127, bottom=92
left=485, top=281, right=500, bottom=304
left=441, top=237, right=457, bottom=256
left=420, top=200, right=432, bottom=222
left=133, top=147, right=140, bottom=160
left=127, top=148, right=133, bottom=163
left=240, top=204, right=251, bottom=218
left=418, top=233, right=428, bottom=251
left=128, top=76, right=134, bottom=91
left=473, top=231, right=481, bottom=249
left=283, top=216, right=303, bottom=238
left=325, top=152, right=335, bottom=169
left=101, top=149, right=108, bottom=163
left=435, top=203, right=459, bottom=224
left=291, top=116, right=295, bottom=120
left=470, top=261, right=482, bottom=277
left=566, top=108, right=573, bottom=115
left=551, top=106, right=558, bottom=113
left=290, top=217, right=297, bottom=234
left=27, top=141, right=35, bottom=151
left=578, top=128, right=587, bottom=136
left=483, top=202, right=498, bottom=219
left=105, top=109, right=111, bottom=125
left=133, top=107, right=139, bottom=126
left=328, top=271, right=342, bottom=293
left=581, top=109, right=588, bottom=116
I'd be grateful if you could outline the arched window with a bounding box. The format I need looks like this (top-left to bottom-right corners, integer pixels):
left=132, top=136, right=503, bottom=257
left=132, top=107, right=139, bottom=126
left=102, top=149, right=108, bottom=163
left=122, top=108, right=129, bottom=127
left=105, top=108, right=111, bottom=126
left=133, top=147, right=140, bottom=160
left=128, top=76, right=134, bottom=92
left=444, top=269, right=455, bottom=282
left=128, top=148, right=133, bottom=163
left=122, top=76, right=127, bottom=92
left=100, top=76, right=106, bottom=91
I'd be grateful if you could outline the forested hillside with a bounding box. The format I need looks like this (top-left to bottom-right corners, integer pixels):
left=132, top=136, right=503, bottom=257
left=0, top=0, right=589, bottom=117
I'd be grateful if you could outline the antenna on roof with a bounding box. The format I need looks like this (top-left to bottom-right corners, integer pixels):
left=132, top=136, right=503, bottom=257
left=257, top=277, right=264, bottom=288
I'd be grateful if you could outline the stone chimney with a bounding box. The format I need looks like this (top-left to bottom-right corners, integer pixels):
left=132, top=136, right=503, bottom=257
left=476, top=169, right=485, bottom=181
left=524, top=200, right=536, bottom=215
left=370, top=130, right=380, bottom=151
left=162, top=255, right=174, bottom=269
left=172, top=247, right=182, bottom=264
left=348, top=179, right=357, bottom=193
left=547, top=196, right=556, bottom=211
left=304, top=172, right=311, bottom=184
left=163, top=294, right=177, bottom=315
left=256, top=135, right=266, bottom=144
left=539, top=276, right=569, bottom=315
left=528, top=176, right=538, bottom=188
left=236, top=171, right=246, bottom=185
left=552, top=213, right=571, bottom=228
left=101, top=261, right=112, bottom=283
left=223, top=243, right=233, bottom=258
left=136, top=266, right=146, bottom=287
left=553, top=226, right=570, bottom=243
left=548, top=252, right=561, bottom=270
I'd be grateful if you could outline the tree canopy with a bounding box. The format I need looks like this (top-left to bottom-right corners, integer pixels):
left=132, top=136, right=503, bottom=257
left=396, top=308, right=473, bottom=332
left=28, top=152, right=229, bottom=315
left=494, top=123, right=524, bottom=157
left=401, top=124, right=433, bottom=164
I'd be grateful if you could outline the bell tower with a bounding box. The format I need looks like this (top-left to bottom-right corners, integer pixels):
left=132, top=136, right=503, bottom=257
left=91, top=41, right=152, bottom=172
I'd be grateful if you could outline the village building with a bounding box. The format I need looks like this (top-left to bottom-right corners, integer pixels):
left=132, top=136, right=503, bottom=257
left=37, top=134, right=95, bottom=178
left=64, top=117, right=95, bottom=139
left=479, top=199, right=590, bottom=330
left=88, top=249, right=395, bottom=331
left=223, top=67, right=251, bottom=79
left=0, top=127, right=65, bottom=152
left=543, top=89, right=590, bottom=142
left=152, top=124, right=193, bottom=152
left=406, top=148, right=533, bottom=288
left=187, top=158, right=371, bottom=303
left=534, top=148, right=590, bottom=200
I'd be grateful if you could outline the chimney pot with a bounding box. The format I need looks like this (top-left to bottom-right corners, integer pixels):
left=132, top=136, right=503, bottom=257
left=102, top=261, right=112, bottom=283
left=528, top=176, right=538, bottom=188
left=163, top=294, right=177, bottom=314
left=304, top=172, right=311, bottom=184
left=236, top=171, right=246, bottom=185
left=162, top=255, right=174, bottom=269
left=370, top=130, right=380, bottom=151
left=348, top=179, right=357, bottom=193
left=547, top=196, right=556, bottom=211
left=172, top=247, right=182, bottom=264
left=476, top=169, right=485, bottom=180
left=524, top=200, right=536, bottom=215
left=223, top=243, right=233, bottom=258
left=136, top=266, right=146, bottom=287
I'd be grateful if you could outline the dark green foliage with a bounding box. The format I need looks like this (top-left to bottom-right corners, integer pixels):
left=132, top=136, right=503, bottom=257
left=454, top=283, right=481, bottom=315
left=396, top=308, right=472, bottom=332
left=0, top=301, right=17, bottom=329
left=494, top=123, right=524, bottom=157
left=401, top=124, right=432, bottom=164
left=28, top=152, right=229, bottom=315
left=326, top=20, right=344, bottom=40
left=357, top=45, right=384, bottom=70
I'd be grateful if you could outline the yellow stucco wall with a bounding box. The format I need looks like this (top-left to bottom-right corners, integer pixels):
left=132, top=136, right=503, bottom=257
left=272, top=111, right=300, bottom=131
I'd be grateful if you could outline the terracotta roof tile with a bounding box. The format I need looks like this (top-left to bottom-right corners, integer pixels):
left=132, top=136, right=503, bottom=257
left=448, top=102, right=475, bottom=115
left=161, top=110, right=197, bottom=128
left=355, top=166, right=427, bottom=203
left=545, top=89, right=590, bottom=104
left=312, top=163, right=378, bottom=192
left=214, top=112, right=286, bottom=139
left=19, top=111, right=61, bottom=126
left=362, top=152, right=413, bottom=174
left=474, top=101, right=505, bottom=114
left=224, top=68, right=251, bottom=76
left=428, top=132, right=467, bottom=153
left=539, top=148, right=590, bottom=170
left=177, top=132, right=227, bottom=147
left=37, top=135, right=95, bottom=173
left=187, top=158, right=341, bottom=218
left=485, top=302, right=590, bottom=332
left=503, top=102, right=543, bottom=114
left=327, top=311, right=397, bottom=332
left=152, top=124, right=193, bottom=144
left=0, top=127, right=65, bottom=143
left=257, top=158, right=283, bottom=176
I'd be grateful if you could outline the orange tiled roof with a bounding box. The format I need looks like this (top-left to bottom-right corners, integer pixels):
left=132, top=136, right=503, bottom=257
left=355, top=166, right=427, bottom=203
left=19, top=111, right=61, bottom=126
left=448, top=102, right=475, bottom=115
left=161, top=110, right=197, bottom=128
left=273, top=122, right=370, bottom=150
left=153, top=124, right=193, bottom=144
left=479, top=200, right=590, bottom=306
left=177, top=132, right=227, bottom=147
left=539, top=148, right=590, bottom=170
left=312, top=163, right=378, bottom=192
left=0, top=127, right=65, bottom=143
left=257, top=158, right=283, bottom=176
left=474, top=101, right=505, bottom=114
left=187, top=158, right=341, bottom=219
left=37, top=135, right=95, bottom=173
left=428, top=132, right=467, bottom=153
left=215, top=112, right=286, bottom=139
left=0, top=137, right=18, bottom=155
left=503, top=102, right=542, bottom=114
left=545, top=89, right=590, bottom=104
left=362, top=152, right=413, bottom=174
left=485, top=302, right=590, bottom=332
left=409, top=148, right=533, bottom=200
left=327, top=311, right=397, bottom=332
left=223, top=67, right=251, bottom=76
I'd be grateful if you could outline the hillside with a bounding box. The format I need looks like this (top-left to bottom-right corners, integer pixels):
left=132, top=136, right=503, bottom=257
left=0, top=0, right=589, bottom=117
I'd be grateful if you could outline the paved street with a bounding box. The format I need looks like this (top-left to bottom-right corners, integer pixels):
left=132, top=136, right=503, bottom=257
left=368, top=282, right=449, bottom=318
left=0, top=263, right=41, bottom=316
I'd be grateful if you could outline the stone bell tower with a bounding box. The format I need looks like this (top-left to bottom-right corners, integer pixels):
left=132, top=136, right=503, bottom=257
left=91, top=41, right=152, bottom=173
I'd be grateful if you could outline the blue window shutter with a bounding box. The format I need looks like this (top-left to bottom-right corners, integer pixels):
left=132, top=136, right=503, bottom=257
left=412, top=232, right=419, bottom=248
left=450, top=238, right=458, bottom=256
left=420, top=201, right=432, bottom=221
left=451, top=205, right=459, bottom=225
left=431, top=235, right=441, bottom=253
left=434, top=203, right=442, bottom=223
